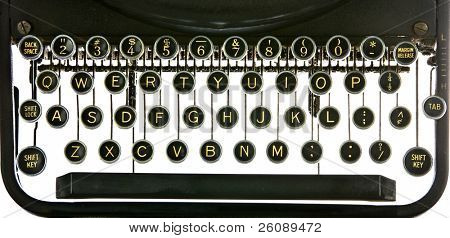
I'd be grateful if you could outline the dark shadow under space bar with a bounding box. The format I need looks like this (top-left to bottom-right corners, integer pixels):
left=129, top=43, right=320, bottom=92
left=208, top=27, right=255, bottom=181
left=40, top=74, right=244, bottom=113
left=56, top=173, right=396, bottom=201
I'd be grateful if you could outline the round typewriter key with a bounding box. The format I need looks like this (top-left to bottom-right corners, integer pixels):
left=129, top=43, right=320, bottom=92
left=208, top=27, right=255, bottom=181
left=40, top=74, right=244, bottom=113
left=86, top=36, right=110, bottom=60
left=241, top=71, right=263, bottom=94
left=119, top=35, right=144, bottom=60
left=17, top=146, right=46, bottom=176
left=18, top=35, right=43, bottom=60
left=20, top=99, right=41, bottom=122
left=154, top=35, right=179, bottom=60
left=216, top=106, right=239, bottom=129
left=423, top=96, right=447, bottom=120
left=105, top=71, right=127, bottom=94
left=318, top=106, right=340, bottom=129
left=64, top=140, right=87, bottom=164
left=99, top=139, right=121, bottom=163
left=326, top=35, right=351, bottom=60
left=360, top=36, right=385, bottom=61
left=71, top=71, right=94, bottom=94
left=276, top=71, right=297, bottom=94
left=250, top=106, right=271, bottom=129
left=46, top=105, right=69, bottom=128
left=51, top=35, right=76, bottom=60
left=114, top=105, right=137, bottom=129
left=148, top=105, right=170, bottom=128
left=302, top=140, right=322, bottom=163
left=379, top=70, right=401, bottom=94
left=200, top=140, right=222, bottom=163
left=223, top=36, right=248, bottom=60
left=234, top=140, right=256, bottom=163
left=404, top=147, right=433, bottom=176
left=81, top=105, right=103, bottom=129
left=353, top=106, right=375, bottom=129
left=344, top=71, right=366, bottom=94
left=139, top=70, right=161, bottom=94
left=189, top=36, right=213, bottom=60
left=173, top=71, right=195, bottom=94
left=36, top=70, right=59, bottom=93
left=309, top=71, right=332, bottom=95
left=291, top=36, right=316, bottom=61
left=390, top=106, right=411, bottom=129
left=207, top=71, right=228, bottom=94
left=183, top=105, right=205, bottom=129
left=256, top=36, right=282, bottom=60
left=132, top=139, right=153, bottom=163
left=394, top=41, right=418, bottom=66
left=167, top=139, right=188, bottom=163
left=267, top=140, right=289, bottom=163
left=370, top=140, right=391, bottom=163
left=284, top=106, right=306, bottom=129
left=340, top=140, right=361, bottom=163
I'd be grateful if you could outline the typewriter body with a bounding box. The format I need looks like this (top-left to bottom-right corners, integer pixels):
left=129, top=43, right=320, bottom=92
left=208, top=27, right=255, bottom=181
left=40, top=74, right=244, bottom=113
left=0, top=0, right=448, bottom=217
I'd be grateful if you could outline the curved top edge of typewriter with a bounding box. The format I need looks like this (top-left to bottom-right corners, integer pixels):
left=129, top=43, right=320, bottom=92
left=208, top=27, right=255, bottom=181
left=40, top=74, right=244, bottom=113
left=100, top=0, right=349, bottom=34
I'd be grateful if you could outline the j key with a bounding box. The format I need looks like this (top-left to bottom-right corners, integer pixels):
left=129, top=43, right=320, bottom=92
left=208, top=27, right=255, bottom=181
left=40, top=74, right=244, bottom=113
left=223, top=36, right=248, bottom=60
left=154, top=35, right=179, bottom=60
left=86, top=36, right=110, bottom=60
left=18, top=35, right=43, bottom=60
left=189, top=36, right=214, bottom=60
left=120, top=35, right=145, bottom=60
left=326, top=35, right=351, bottom=60
left=360, top=36, right=385, bottom=61
left=51, top=35, right=76, bottom=60
left=250, top=106, right=271, bottom=129
left=257, top=36, right=282, bottom=60
left=291, top=36, right=316, bottom=61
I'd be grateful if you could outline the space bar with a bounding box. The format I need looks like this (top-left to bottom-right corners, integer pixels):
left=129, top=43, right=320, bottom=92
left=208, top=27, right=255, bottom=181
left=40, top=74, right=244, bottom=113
left=56, top=173, right=396, bottom=201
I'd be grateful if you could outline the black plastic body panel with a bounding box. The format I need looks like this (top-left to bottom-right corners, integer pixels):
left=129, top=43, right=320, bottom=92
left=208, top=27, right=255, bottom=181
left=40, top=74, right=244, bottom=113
left=1, top=0, right=448, bottom=217
left=8, top=0, right=437, bottom=44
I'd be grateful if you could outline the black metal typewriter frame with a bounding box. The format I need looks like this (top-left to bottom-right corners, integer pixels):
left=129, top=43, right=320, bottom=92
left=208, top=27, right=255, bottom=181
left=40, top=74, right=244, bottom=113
left=0, top=0, right=448, bottom=217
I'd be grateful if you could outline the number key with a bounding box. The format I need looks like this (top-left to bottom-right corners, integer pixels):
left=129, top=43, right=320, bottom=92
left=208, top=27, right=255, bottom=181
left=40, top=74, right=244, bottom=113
left=291, top=36, right=316, bottom=60
left=326, top=35, right=351, bottom=60
left=257, top=36, right=282, bottom=60
left=51, top=35, right=76, bottom=60
left=189, top=36, right=213, bottom=60
left=120, top=35, right=144, bottom=60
